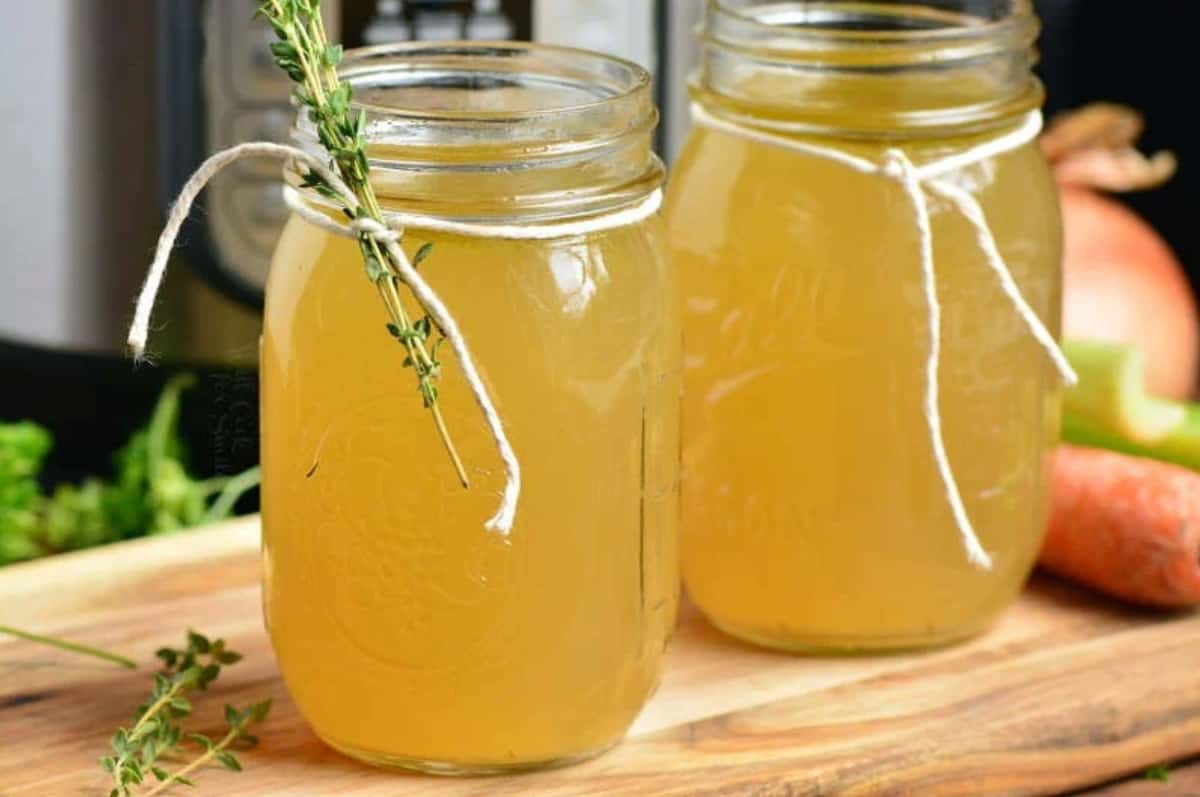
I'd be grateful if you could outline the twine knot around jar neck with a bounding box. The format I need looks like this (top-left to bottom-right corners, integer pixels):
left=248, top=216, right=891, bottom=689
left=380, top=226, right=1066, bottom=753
left=347, top=214, right=403, bottom=245
left=879, top=149, right=913, bottom=182
left=690, top=101, right=1077, bottom=570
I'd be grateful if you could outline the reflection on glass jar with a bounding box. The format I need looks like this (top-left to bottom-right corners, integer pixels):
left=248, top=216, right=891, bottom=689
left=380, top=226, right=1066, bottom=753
left=666, top=0, right=1063, bottom=651
left=261, top=43, right=678, bottom=773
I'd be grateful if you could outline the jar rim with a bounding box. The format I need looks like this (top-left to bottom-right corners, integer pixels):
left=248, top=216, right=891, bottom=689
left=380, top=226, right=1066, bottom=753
left=289, top=41, right=663, bottom=223
left=703, top=0, right=1039, bottom=67
left=695, top=0, right=1044, bottom=136
left=292, top=40, right=658, bottom=165
left=336, top=40, right=652, bottom=126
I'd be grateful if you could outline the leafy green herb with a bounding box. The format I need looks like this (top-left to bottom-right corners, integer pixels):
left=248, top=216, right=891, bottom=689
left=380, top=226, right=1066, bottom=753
left=101, top=630, right=269, bottom=797
left=1144, top=763, right=1171, bottom=782
left=0, top=421, right=52, bottom=563
left=256, top=0, right=467, bottom=486
left=0, top=373, right=260, bottom=566
left=411, top=241, right=434, bottom=269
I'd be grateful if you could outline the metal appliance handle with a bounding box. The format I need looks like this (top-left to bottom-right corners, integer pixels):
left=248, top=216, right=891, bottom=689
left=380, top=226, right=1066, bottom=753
left=157, top=0, right=266, bottom=310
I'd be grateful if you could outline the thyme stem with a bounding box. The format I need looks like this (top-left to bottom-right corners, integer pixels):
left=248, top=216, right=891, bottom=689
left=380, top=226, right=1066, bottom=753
left=132, top=683, right=184, bottom=737
left=0, top=624, right=136, bottom=669
left=143, top=725, right=239, bottom=797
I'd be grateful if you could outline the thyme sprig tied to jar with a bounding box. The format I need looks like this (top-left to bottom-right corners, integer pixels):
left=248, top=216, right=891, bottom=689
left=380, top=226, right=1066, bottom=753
left=257, top=0, right=466, bottom=483
left=128, top=0, right=522, bottom=534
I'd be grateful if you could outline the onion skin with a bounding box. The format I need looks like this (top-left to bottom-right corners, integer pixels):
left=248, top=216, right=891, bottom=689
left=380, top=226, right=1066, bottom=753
left=1061, top=185, right=1200, bottom=400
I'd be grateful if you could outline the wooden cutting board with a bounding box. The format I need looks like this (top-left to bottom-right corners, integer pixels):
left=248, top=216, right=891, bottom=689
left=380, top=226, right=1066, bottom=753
left=2, top=517, right=1198, bottom=796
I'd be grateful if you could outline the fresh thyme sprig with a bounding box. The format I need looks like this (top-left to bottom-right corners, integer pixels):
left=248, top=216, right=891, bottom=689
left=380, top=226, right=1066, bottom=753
left=257, top=0, right=468, bottom=487
left=141, top=700, right=272, bottom=797
left=101, top=630, right=266, bottom=797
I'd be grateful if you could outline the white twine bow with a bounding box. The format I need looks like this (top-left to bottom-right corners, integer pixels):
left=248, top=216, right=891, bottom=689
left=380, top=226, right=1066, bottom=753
left=129, top=138, right=659, bottom=536
left=691, top=104, right=1078, bottom=570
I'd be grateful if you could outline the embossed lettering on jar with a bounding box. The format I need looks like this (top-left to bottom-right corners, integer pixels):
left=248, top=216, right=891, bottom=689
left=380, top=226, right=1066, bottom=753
left=261, top=43, right=679, bottom=773
left=665, top=0, right=1064, bottom=651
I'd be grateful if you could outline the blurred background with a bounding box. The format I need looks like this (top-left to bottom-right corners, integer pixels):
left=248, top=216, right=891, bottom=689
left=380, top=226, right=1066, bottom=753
left=0, top=0, right=1195, bottom=491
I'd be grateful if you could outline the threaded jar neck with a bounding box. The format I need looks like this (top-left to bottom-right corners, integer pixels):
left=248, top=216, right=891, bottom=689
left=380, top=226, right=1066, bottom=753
left=696, top=0, right=1044, bottom=139
left=292, top=42, right=663, bottom=222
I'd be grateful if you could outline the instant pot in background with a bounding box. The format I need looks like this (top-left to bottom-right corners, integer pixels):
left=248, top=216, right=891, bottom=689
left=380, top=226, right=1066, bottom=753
left=0, top=0, right=318, bottom=484
left=0, top=1, right=265, bottom=485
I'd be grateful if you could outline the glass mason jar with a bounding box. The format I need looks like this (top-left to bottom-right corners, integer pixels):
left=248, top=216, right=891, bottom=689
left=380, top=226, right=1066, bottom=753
left=261, top=43, right=678, bottom=773
left=665, top=1, right=1063, bottom=651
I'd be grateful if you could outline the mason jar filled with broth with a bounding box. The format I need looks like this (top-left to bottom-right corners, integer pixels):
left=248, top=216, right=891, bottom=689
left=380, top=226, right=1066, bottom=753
left=666, top=0, right=1067, bottom=651
left=261, top=42, right=679, bottom=772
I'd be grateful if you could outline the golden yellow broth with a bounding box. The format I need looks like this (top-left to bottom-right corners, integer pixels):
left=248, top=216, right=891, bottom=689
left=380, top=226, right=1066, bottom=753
left=261, top=209, right=680, bottom=768
left=665, top=118, right=1062, bottom=650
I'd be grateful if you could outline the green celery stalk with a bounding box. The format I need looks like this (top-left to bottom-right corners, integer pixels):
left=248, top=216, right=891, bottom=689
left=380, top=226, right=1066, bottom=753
left=1063, top=340, right=1186, bottom=445
left=1063, top=404, right=1200, bottom=471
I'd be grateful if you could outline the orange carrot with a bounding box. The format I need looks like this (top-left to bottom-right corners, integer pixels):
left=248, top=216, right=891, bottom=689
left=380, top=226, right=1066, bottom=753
left=1041, top=444, right=1200, bottom=607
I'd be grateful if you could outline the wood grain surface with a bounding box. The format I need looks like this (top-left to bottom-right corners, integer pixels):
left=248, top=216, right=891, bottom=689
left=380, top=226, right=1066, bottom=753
left=1, top=517, right=1198, bottom=796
